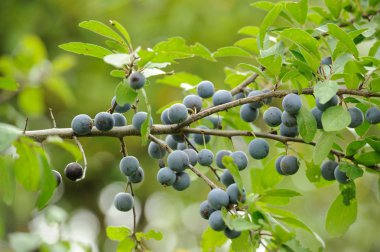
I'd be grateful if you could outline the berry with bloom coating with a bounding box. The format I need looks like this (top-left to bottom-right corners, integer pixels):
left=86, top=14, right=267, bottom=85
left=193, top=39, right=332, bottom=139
left=197, top=80, right=214, bottom=98
left=212, top=90, right=232, bottom=106
left=248, top=139, right=269, bottom=160
left=129, top=72, right=146, bottom=89
left=71, top=114, right=93, bottom=135
left=114, top=192, right=134, bottom=212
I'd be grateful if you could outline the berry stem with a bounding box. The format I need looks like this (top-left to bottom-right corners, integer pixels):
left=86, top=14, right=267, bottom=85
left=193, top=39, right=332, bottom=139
left=73, top=136, right=88, bottom=179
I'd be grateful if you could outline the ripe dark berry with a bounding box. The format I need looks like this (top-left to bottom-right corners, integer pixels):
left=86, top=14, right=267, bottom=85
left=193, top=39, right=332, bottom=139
left=114, top=192, right=134, bottom=212
left=172, top=171, right=191, bottom=191
left=248, top=139, right=269, bottom=160
left=183, top=94, right=203, bottom=113
left=207, top=188, right=229, bottom=210
left=94, top=112, right=114, bottom=131
left=365, top=107, right=380, bottom=124
left=197, top=149, right=214, bottom=166
left=197, top=80, right=215, bottom=98
left=168, top=103, right=188, bottom=123
left=112, top=113, right=127, bottom=127
left=129, top=72, right=146, bottom=89
left=52, top=170, right=62, bottom=187
left=64, top=162, right=83, bottom=181
left=282, top=94, right=301, bottom=115
left=132, top=112, right=153, bottom=131
left=71, top=114, right=93, bottom=135
left=280, top=156, right=299, bottom=175
left=199, top=200, right=216, bottom=220
left=321, top=160, right=338, bottom=181
left=212, top=90, right=232, bottom=106
left=128, top=167, right=144, bottom=184
left=157, top=167, right=176, bottom=186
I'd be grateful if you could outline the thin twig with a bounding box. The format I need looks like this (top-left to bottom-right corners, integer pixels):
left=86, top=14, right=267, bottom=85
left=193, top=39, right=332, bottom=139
left=73, top=136, right=88, bottom=179
left=230, top=66, right=265, bottom=95
left=48, top=108, right=57, bottom=128
left=128, top=182, right=137, bottom=235
left=23, top=117, right=29, bottom=134
left=119, top=137, right=128, bottom=156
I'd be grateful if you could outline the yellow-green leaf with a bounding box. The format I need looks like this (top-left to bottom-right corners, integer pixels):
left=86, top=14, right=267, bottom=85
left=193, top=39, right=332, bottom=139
left=59, top=42, right=112, bottom=59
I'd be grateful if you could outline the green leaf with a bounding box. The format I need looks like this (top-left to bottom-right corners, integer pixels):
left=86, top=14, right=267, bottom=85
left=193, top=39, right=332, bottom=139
left=104, top=54, right=131, bottom=68
left=355, top=151, right=380, bottom=166
left=46, top=136, right=82, bottom=161
left=322, top=106, right=351, bottom=131
left=328, top=24, right=359, bottom=58
left=0, top=123, right=21, bottom=152
left=234, top=38, right=259, bottom=54
left=366, top=136, right=380, bottom=152
left=222, top=156, right=243, bottom=192
left=106, top=226, right=131, bottom=241
left=262, top=189, right=301, bottom=198
left=258, top=4, right=282, bottom=49
left=0, top=77, right=19, bottom=91
left=110, top=70, right=126, bottom=78
left=284, top=0, right=308, bottom=25
left=79, top=20, right=125, bottom=44
left=296, top=106, right=317, bottom=143
left=157, top=72, right=202, bottom=88
left=314, top=80, right=339, bottom=104
left=238, top=26, right=259, bottom=37
left=324, top=0, right=342, bottom=18
left=36, top=151, right=56, bottom=210
left=280, top=28, right=320, bottom=71
left=313, top=131, right=336, bottom=165
left=257, top=54, right=282, bottom=75
left=59, top=42, right=112, bottom=59
left=277, top=216, right=325, bottom=248
left=18, top=87, right=45, bottom=116
left=213, top=46, right=251, bottom=57
left=338, top=163, right=363, bottom=180
left=344, top=61, right=364, bottom=89
left=152, top=37, right=193, bottom=62
left=115, top=81, right=138, bottom=105
left=14, top=138, right=41, bottom=191
left=285, top=239, right=314, bottom=252
left=117, top=237, right=135, bottom=252
left=110, top=20, right=132, bottom=47
left=305, top=160, right=322, bottom=183
left=346, top=140, right=366, bottom=156
left=326, top=194, right=357, bottom=236
left=190, top=43, right=215, bottom=61
left=231, top=231, right=255, bottom=252
left=201, top=227, right=228, bottom=252
left=222, top=208, right=261, bottom=231
left=0, top=156, right=15, bottom=205
left=135, top=230, right=162, bottom=241
left=141, top=68, right=166, bottom=78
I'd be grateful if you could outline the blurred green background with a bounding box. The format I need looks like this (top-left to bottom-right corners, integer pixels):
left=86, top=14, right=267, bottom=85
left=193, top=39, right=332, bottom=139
left=1, top=0, right=380, bottom=251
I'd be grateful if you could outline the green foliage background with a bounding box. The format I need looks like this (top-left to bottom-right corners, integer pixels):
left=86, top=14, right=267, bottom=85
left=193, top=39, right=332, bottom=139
left=0, top=0, right=379, bottom=251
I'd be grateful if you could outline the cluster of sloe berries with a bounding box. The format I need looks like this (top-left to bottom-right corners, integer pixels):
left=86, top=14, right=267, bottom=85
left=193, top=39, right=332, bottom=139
left=113, top=155, right=144, bottom=212
left=56, top=72, right=147, bottom=211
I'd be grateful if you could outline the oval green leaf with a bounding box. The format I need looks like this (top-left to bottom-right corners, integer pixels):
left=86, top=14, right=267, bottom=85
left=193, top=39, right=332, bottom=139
left=322, top=106, right=351, bottom=131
